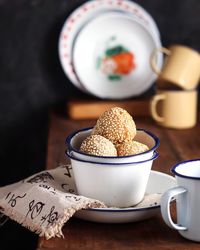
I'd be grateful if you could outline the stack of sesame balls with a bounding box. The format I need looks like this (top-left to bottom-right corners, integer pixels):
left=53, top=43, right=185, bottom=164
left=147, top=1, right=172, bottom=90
left=79, top=107, right=149, bottom=157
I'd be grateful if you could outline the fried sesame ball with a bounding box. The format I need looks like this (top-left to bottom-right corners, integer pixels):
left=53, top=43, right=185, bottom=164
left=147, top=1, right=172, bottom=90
left=79, top=135, right=117, bottom=157
left=92, top=107, right=136, bottom=145
left=116, top=140, right=149, bottom=156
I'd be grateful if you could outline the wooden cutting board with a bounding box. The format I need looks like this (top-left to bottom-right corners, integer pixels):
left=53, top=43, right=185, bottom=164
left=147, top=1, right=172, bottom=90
left=67, top=98, right=151, bottom=120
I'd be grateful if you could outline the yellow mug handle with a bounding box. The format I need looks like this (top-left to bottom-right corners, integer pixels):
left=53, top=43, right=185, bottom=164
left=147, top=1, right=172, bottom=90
left=150, top=94, right=165, bottom=123
left=151, top=47, right=171, bottom=75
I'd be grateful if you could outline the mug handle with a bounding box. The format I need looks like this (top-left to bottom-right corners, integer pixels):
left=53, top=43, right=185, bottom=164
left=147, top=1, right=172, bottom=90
left=150, top=47, right=171, bottom=75
left=161, top=186, right=187, bottom=231
left=150, top=94, right=165, bottom=123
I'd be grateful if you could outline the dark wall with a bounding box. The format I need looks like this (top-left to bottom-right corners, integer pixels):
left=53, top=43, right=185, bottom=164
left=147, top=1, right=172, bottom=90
left=0, top=0, right=199, bottom=136
left=0, top=0, right=199, bottom=131
left=0, top=1, right=199, bottom=249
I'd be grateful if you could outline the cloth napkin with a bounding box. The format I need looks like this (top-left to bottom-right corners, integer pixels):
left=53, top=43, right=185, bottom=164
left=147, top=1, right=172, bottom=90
left=0, top=165, right=161, bottom=240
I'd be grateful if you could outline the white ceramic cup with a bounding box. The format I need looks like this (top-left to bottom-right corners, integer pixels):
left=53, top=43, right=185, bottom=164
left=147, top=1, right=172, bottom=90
left=161, top=159, right=200, bottom=242
left=66, top=150, right=158, bottom=208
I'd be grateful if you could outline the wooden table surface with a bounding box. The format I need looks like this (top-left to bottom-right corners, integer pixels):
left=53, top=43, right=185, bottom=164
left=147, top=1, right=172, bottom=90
left=37, top=113, right=200, bottom=250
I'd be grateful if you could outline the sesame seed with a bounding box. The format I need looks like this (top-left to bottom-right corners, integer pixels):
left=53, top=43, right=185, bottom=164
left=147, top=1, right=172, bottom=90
left=116, top=140, right=149, bottom=156
left=79, top=135, right=117, bottom=157
left=92, top=107, right=136, bottom=145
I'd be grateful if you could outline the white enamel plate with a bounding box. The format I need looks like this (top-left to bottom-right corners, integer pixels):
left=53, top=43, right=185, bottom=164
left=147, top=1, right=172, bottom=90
left=72, top=12, right=162, bottom=99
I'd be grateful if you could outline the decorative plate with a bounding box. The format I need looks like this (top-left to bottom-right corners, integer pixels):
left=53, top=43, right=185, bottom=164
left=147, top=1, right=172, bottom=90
left=72, top=12, right=162, bottom=99
left=58, top=0, right=162, bottom=93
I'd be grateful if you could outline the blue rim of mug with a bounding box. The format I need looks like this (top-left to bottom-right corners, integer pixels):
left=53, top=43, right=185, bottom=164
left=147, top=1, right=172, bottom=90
left=66, top=150, right=158, bottom=165
left=171, top=159, right=200, bottom=180
left=66, top=126, right=160, bottom=159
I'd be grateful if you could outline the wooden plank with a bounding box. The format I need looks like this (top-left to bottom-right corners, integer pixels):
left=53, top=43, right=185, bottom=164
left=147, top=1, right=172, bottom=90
left=38, top=211, right=190, bottom=250
left=67, top=98, right=150, bottom=120
left=165, top=121, right=200, bottom=161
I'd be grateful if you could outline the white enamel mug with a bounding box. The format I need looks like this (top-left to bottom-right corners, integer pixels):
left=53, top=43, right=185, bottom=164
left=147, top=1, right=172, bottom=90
left=66, top=150, right=158, bottom=207
left=66, top=127, right=160, bottom=163
left=161, top=159, right=200, bottom=242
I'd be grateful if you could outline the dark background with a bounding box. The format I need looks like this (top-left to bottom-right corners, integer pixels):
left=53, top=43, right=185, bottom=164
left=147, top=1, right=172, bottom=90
left=0, top=0, right=199, bottom=249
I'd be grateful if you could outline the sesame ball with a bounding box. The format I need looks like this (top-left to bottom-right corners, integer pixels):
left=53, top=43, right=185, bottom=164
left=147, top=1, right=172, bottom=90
left=79, top=135, right=117, bottom=157
left=116, top=141, right=149, bottom=156
left=92, top=107, right=136, bottom=145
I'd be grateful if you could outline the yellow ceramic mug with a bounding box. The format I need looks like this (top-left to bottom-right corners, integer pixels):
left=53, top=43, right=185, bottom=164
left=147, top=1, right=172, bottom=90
left=150, top=90, right=198, bottom=129
left=151, top=45, right=200, bottom=90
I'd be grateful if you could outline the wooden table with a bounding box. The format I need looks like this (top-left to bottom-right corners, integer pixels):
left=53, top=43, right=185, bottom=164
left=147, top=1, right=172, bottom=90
left=37, top=113, right=200, bottom=250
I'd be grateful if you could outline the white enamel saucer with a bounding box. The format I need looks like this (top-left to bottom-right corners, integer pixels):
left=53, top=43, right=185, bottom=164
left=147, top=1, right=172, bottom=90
left=75, top=170, right=176, bottom=223
left=58, top=0, right=162, bottom=93
left=72, top=12, right=162, bottom=99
